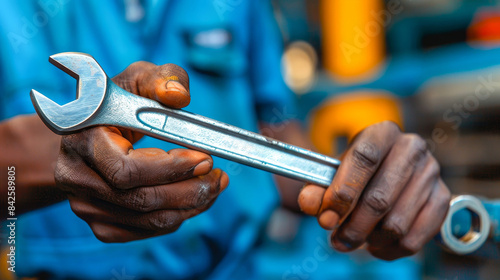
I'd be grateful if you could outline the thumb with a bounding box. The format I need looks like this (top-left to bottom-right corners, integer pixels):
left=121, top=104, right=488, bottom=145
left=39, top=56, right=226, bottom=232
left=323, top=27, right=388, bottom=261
left=112, top=61, right=190, bottom=109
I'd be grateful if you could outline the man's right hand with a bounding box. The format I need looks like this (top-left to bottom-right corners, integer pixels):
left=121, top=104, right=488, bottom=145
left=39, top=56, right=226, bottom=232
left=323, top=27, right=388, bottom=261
left=55, top=62, right=228, bottom=243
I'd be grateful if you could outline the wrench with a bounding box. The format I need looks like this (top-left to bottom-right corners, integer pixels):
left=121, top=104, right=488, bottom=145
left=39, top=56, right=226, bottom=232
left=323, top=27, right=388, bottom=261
left=30, top=52, right=490, bottom=254
left=31, top=52, right=340, bottom=187
left=437, top=195, right=491, bottom=255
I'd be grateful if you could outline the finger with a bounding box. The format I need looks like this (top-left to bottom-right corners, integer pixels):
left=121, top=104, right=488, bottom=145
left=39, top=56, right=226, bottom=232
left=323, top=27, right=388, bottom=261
left=367, top=180, right=450, bottom=260
left=88, top=221, right=146, bottom=243
left=112, top=62, right=190, bottom=109
left=86, top=221, right=177, bottom=243
left=298, top=184, right=326, bottom=216
left=318, top=121, right=401, bottom=230
left=57, top=152, right=228, bottom=212
left=367, top=154, right=439, bottom=248
left=62, top=127, right=213, bottom=189
left=110, top=62, right=190, bottom=142
left=330, top=134, right=428, bottom=251
left=69, top=194, right=217, bottom=239
left=135, top=169, right=228, bottom=211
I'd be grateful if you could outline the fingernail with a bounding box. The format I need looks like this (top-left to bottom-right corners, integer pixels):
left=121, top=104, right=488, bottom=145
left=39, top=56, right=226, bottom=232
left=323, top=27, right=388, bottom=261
left=165, top=80, right=187, bottom=93
left=161, top=80, right=189, bottom=108
left=318, top=210, right=339, bottom=230
left=193, top=160, right=212, bottom=176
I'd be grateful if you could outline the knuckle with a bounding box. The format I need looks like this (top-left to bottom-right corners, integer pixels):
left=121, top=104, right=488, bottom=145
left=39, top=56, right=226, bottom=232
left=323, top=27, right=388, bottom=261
left=128, top=189, right=157, bottom=213
left=378, top=120, right=402, bottom=134
left=403, top=134, right=428, bottom=166
left=363, top=190, right=391, bottom=216
left=105, top=158, right=137, bottom=189
left=382, top=220, right=406, bottom=240
left=427, top=157, right=441, bottom=178
left=382, top=169, right=405, bottom=186
left=116, top=61, right=155, bottom=93
left=400, top=237, right=421, bottom=255
left=330, top=185, right=357, bottom=209
left=352, top=141, right=380, bottom=170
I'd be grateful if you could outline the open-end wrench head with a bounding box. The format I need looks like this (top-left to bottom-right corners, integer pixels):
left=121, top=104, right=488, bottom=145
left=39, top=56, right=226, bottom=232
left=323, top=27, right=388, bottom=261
left=30, top=52, right=107, bottom=134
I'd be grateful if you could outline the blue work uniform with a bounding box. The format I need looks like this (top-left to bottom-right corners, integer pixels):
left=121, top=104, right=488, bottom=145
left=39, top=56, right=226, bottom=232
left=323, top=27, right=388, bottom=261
left=0, top=1, right=419, bottom=279
left=1, top=1, right=290, bottom=279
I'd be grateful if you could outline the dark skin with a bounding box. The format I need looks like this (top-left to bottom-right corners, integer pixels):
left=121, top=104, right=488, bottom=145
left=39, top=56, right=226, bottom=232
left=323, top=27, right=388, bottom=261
left=2, top=61, right=451, bottom=261
left=0, top=115, right=65, bottom=219
left=298, top=122, right=451, bottom=260
left=55, top=61, right=229, bottom=242
left=260, top=121, right=314, bottom=212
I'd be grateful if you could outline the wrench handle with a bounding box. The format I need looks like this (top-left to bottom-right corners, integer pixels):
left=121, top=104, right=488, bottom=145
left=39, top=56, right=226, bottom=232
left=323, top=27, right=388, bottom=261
left=93, top=82, right=340, bottom=187
left=77, top=89, right=495, bottom=254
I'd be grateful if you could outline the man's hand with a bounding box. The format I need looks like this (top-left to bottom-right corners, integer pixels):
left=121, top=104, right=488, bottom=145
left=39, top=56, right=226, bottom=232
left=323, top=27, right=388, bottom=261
left=0, top=115, right=64, bottom=219
left=56, top=62, right=228, bottom=242
left=298, top=121, right=451, bottom=260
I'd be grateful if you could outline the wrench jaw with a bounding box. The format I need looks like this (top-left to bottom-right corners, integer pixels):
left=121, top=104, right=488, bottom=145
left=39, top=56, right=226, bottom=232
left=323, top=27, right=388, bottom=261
left=48, top=53, right=81, bottom=80
left=30, top=52, right=108, bottom=134
left=30, top=89, right=73, bottom=134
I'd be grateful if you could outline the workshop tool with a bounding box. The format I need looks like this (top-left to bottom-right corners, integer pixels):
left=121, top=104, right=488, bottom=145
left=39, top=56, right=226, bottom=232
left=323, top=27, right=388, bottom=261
left=30, top=52, right=492, bottom=255
left=437, top=195, right=491, bottom=255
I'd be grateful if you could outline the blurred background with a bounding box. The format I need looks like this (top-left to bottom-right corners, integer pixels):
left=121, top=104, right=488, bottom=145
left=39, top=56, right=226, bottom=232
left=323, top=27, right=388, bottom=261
left=270, top=0, right=500, bottom=279
left=1, top=1, right=499, bottom=279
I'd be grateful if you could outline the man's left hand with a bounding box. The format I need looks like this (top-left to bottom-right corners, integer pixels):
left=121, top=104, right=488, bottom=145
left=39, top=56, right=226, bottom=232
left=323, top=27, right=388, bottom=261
left=298, top=121, right=451, bottom=260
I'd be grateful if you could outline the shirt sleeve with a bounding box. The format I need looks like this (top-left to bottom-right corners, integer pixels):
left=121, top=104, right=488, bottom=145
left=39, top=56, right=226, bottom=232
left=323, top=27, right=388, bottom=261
left=248, top=0, right=297, bottom=123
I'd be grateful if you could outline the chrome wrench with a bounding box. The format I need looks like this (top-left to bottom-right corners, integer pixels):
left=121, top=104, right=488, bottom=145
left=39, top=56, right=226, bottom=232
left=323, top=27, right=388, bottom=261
left=30, top=52, right=490, bottom=255
left=31, top=52, right=340, bottom=187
